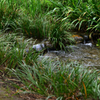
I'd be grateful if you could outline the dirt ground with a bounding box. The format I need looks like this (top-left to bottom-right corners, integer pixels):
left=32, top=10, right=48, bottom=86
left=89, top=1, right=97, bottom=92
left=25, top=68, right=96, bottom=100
left=0, top=79, right=23, bottom=100
left=0, top=78, right=56, bottom=100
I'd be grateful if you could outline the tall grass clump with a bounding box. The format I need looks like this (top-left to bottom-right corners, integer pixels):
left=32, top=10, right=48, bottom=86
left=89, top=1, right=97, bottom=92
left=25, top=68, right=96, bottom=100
left=0, top=0, right=52, bottom=39
left=14, top=0, right=53, bottom=39
left=48, top=0, right=100, bottom=34
left=49, top=20, right=74, bottom=50
left=9, top=58, right=100, bottom=99
left=0, top=32, right=40, bottom=69
left=18, top=0, right=74, bottom=48
left=0, top=0, right=75, bottom=49
left=18, top=15, right=50, bottom=39
left=1, top=0, right=100, bottom=48
left=60, top=0, right=100, bottom=33
left=45, top=2, right=75, bottom=50
left=0, top=0, right=20, bottom=32
left=0, top=33, right=24, bottom=68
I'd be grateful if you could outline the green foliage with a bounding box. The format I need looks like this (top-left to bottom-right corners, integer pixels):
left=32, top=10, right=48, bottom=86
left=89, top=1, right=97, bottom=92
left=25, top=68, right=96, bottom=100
left=50, top=21, right=66, bottom=50
left=18, top=15, right=50, bottom=39
left=64, top=0, right=100, bottom=32
left=1, top=0, right=100, bottom=48
left=1, top=1, right=100, bottom=99
left=49, top=20, right=74, bottom=50
left=0, top=0, right=19, bottom=32
left=9, top=58, right=100, bottom=99
left=0, top=33, right=39, bottom=69
left=48, top=0, right=100, bottom=35
left=96, top=38, right=100, bottom=47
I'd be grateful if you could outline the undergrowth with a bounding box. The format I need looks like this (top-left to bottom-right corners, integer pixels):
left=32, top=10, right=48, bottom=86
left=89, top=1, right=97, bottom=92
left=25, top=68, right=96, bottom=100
left=0, top=31, right=100, bottom=100
left=0, top=0, right=100, bottom=99
left=9, top=58, right=100, bottom=100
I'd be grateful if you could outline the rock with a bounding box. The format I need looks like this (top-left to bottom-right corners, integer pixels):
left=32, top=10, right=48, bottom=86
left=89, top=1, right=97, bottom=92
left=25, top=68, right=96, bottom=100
left=33, top=43, right=45, bottom=51
left=72, top=35, right=83, bottom=43
left=25, top=39, right=53, bottom=53
left=84, top=43, right=92, bottom=47
left=84, top=35, right=89, bottom=40
left=32, top=40, right=53, bottom=51
left=25, top=48, right=29, bottom=53
left=44, top=40, right=53, bottom=48
left=83, top=35, right=90, bottom=43
left=25, top=43, right=45, bottom=53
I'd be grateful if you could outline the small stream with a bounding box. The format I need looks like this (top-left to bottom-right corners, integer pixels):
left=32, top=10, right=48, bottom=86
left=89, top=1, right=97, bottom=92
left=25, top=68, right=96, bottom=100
left=43, top=43, right=100, bottom=69
left=17, top=33, right=100, bottom=69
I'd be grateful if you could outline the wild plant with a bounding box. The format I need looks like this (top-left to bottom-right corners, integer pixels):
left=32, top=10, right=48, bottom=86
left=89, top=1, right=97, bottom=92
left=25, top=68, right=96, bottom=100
left=0, top=33, right=40, bottom=69
left=46, top=4, right=75, bottom=50
left=9, top=58, right=100, bottom=99
left=49, top=20, right=74, bottom=50
left=0, top=0, right=19, bottom=32
left=18, top=15, right=50, bottom=39
left=65, top=0, right=100, bottom=32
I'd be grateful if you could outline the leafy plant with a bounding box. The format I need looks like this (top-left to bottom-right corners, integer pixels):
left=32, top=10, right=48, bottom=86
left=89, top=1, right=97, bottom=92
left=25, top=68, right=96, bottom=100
left=66, top=0, right=100, bottom=32
left=46, top=6, right=75, bottom=50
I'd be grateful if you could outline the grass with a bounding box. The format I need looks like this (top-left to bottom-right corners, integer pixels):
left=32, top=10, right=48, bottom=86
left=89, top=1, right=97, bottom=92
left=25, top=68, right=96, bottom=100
left=1, top=0, right=100, bottom=35
left=1, top=0, right=100, bottom=48
left=0, top=0, right=76, bottom=49
left=49, top=20, right=75, bottom=50
left=9, top=58, right=100, bottom=99
left=0, top=32, right=40, bottom=68
left=0, top=0, right=100, bottom=99
left=64, top=0, right=100, bottom=32
left=0, top=0, right=20, bottom=32
left=0, top=31, right=100, bottom=99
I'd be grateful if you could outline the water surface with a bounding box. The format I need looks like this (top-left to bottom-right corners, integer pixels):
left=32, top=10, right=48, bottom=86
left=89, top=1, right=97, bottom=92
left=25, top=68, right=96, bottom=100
left=44, top=43, right=100, bottom=69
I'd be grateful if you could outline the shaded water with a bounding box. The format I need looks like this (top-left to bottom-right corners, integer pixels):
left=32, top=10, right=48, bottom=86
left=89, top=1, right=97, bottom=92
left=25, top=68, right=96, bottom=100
left=44, top=43, right=100, bottom=69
